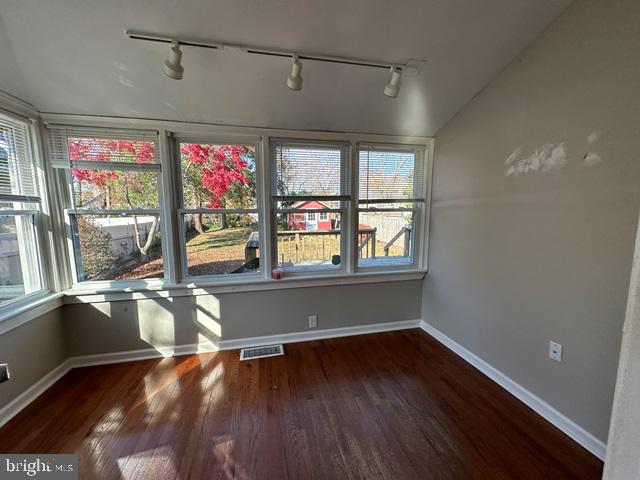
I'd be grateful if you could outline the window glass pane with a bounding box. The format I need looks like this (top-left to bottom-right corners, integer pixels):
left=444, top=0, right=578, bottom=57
left=276, top=212, right=342, bottom=270
left=0, top=116, right=39, bottom=199
left=72, top=169, right=159, bottom=209
left=358, top=148, right=422, bottom=201
left=72, top=214, right=163, bottom=281
left=273, top=145, right=343, bottom=197
left=184, top=213, right=260, bottom=276
left=67, top=136, right=158, bottom=164
left=180, top=143, right=257, bottom=208
left=275, top=200, right=341, bottom=209
left=0, top=215, right=42, bottom=305
left=357, top=209, right=413, bottom=267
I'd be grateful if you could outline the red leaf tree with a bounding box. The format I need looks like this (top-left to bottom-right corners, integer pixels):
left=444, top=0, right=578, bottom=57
left=180, top=143, right=254, bottom=232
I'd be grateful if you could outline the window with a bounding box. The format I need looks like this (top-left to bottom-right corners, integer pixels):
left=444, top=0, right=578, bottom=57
left=0, top=113, right=45, bottom=305
left=178, top=141, right=260, bottom=277
left=42, top=122, right=428, bottom=291
left=271, top=140, right=349, bottom=271
left=357, top=144, right=426, bottom=268
left=48, top=127, right=164, bottom=282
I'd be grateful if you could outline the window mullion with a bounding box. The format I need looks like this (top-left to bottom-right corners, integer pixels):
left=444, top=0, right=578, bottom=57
left=159, top=129, right=179, bottom=283
left=34, top=122, right=74, bottom=291
left=28, top=120, right=54, bottom=293
left=345, top=141, right=357, bottom=274
left=260, top=136, right=274, bottom=279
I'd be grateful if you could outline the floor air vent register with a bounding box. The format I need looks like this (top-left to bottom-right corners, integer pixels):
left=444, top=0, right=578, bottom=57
left=240, top=344, right=285, bottom=360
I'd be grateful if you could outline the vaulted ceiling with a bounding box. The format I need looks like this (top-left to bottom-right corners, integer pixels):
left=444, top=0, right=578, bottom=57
left=0, top=0, right=570, bottom=136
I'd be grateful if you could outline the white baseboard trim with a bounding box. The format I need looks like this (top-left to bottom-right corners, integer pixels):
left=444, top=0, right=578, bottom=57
left=419, top=320, right=606, bottom=460
left=0, top=360, right=72, bottom=428
left=69, top=319, right=422, bottom=368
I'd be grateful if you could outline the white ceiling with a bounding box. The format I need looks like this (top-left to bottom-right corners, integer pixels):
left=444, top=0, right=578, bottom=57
left=0, top=0, right=570, bottom=136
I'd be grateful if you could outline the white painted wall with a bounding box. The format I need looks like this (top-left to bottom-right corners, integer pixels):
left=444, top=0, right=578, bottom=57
left=0, top=308, right=66, bottom=410
left=64, top=280, right=422, bottom=357
left=603, top=216, right=640, bottom=478
left=423, top=0, right=640, bottom=444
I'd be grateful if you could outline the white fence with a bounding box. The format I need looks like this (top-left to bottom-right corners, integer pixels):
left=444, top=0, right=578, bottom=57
left=359, top=213, right=411, bottom=243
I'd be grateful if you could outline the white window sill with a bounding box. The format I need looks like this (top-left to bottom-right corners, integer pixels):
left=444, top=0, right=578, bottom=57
left=63, top=270, right=426, bottom=303
left=0, top=291, right=65, bottom=335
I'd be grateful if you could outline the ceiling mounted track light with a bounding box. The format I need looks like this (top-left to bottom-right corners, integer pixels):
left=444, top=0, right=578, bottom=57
left=163, top=41, right=184, bottom=80
left=127, top=30, right=425, bottom=95
left=384, top=66, right=402, bottom=98
left=286, top=55, right=303, bottom=91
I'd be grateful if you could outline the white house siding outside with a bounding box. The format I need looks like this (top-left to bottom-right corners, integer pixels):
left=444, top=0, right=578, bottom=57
left=93, top=216, right=157, bottom=258
left=0, top=233, right=21, bottom=288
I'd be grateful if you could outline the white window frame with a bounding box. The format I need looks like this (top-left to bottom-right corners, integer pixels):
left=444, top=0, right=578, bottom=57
left=38, top=113, right=432, bottom=297
left=0, top=108, right=51, bottom=314
left=318, top=211, right=328, bottom=221
left=51, top=128, right=167, bottom=288
left=270, top=139, right=351, bottom=275
left=173, top=134, right=264, bottom=283
left=355, top=143, right=428, bottom=271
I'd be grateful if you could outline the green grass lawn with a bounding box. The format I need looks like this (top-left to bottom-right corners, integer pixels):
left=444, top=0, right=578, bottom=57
left=185, top=226, right=255, bottom=275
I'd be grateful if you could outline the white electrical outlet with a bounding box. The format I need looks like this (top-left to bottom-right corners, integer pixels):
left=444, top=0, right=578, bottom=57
left=549, top=341, right=563, bottom=362
left=308, top=315, right=318, bottom=329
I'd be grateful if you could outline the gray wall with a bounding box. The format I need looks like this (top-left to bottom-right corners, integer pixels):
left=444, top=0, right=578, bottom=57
left=603, top=217, right=640, bottom=478
left=0, top=308, right=66, bottom=410
left=423, top=0, right=640, bottom=442
left=65, top=281, right=422, bottom=357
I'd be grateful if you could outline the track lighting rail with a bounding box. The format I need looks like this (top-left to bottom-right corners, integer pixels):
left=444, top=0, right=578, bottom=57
left=126, top=30, right=418, bottom=72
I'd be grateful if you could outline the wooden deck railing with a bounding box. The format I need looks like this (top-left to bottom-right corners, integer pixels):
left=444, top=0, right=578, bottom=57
left=245, top=226, right=410, bottom=264
left=383, top=226, right=411, bottom=257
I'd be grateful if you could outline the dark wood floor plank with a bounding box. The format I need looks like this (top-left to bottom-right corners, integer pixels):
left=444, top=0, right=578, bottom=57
left=0, top=329, right=603, bottom=479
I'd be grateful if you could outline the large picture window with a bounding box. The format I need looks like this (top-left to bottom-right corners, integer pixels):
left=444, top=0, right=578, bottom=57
left=41, top=123, right=429, bottom=291
left=271, top=140, right=349, bottom=272
left=178, top=141, right=260, bottom=278
left=0, top=113, right=44, bottom=305
left=48, top=127, right=164, bottom=282
left=357, top=144, right=426, bottom=268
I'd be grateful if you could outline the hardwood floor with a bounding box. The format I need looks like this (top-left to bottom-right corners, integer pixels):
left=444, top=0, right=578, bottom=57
left=0, top=330, right=603, bottom=479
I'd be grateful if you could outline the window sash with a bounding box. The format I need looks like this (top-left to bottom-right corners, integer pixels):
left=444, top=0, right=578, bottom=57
left=354, top=144, right=426, bottom=269
left=270, top=140, right=351, bottom=273
left=177, top=211, right=263, bottom=280
left=67, top=212, right=163, bottom=283
left=0, top=114, right=40, bottom=202
left=47, top=126, right=167, bottom=285
left=356, top=209, right=416, bottom=267
left=175, top=138, right=263, bottom=281
left=270, top=140, right=350, bottom=199
left=48, top=125, right=161, bottom=168
left=357, top=143, right=426, bottom=203
left=274, top=205, right=346, bottom=272
left=0, top=211, right=45, bottom=303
